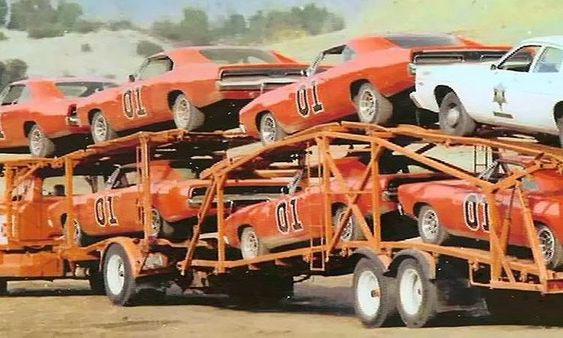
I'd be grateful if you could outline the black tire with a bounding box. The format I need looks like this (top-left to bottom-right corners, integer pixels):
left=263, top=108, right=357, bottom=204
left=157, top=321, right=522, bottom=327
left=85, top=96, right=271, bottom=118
left=417, top=205, right=449, bottom=245
left=259, top=112, right=286, bottom=145
left=353, top=258, right=397, bottom=327
left=103, top=244, right=138, bottom=306
left=333, top=205, right=365, bottom=241
left=71, top=219, right=95, bottom=247
left=438, top=92, right=477, bottom=136
left=557, top=116, right=563, bottom=148
left=91, top=111, right=118, bottom=143
left=239, top=226, right=269, bottom=259
left=0, top=279, right=7, bottom=296
left=396, top=258, right=438, bottom=328
left=172, top=93, right=204, bottom=131
left=536, top=223, right=563, bottom=270
left=28, top=124, right=55, bottom=157
left=88, top=270, right=106, bottom=295
left=354, top=83, right=393, bottom=126
left=227, top=273, right=293, bottom=306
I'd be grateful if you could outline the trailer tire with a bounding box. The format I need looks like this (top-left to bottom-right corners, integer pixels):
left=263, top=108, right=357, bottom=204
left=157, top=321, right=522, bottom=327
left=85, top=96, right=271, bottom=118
left=259, top=112, right=286, bottom=145
left=396, top=258, right=438, bottom=328
left=103, top=244, right=138, bottom=306
left=439, top=92, right=476, bottom=136
left=355, top=83, right=393, bottom=126
left=333, top=206, right=365, bottom=241
left=353, top=258, right=397, bottom=327
left=91, top=111, right=118, bottom=143
left=28, top=124, right=56, bottom=157
left=172, top=93, right=204, bottom=131
left=417, top=205, right=449, bottom=245
left=240, top=226, right=269, bottom=259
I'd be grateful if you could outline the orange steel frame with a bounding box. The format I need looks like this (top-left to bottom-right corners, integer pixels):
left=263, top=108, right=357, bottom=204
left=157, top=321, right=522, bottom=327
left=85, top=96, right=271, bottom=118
left=1, top=124, right=563, bottom=295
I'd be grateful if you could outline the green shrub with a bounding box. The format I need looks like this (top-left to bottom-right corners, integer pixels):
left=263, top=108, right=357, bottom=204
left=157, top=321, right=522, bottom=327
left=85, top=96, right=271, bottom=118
left=81, top=43, right=92, bottom=52
left=72, top=19, right=104, bottom=34
left=107, top=20, right=135, bottom=31
left=136, top=40, right=164, bottom=57
left=0, top=31, right=7, bottom=41
left=27, top=23, right=64, bottom=39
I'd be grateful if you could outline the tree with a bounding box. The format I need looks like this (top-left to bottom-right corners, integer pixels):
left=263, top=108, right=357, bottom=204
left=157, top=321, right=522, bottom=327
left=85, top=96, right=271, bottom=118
left=179, top=7, right=211, bottom=45
left=56, top=0, right=83, bottom=30
left=221, top=13, right=247, bottom=37
left=0, top=0, right=7, bottom=27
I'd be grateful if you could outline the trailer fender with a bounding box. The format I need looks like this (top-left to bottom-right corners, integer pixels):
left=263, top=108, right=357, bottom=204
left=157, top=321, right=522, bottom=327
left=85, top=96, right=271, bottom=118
left=385, top=249, right=436, bottom=279
left=100, top=238, right=144, bottom=278
left=350, top=248, right=392, bottom=270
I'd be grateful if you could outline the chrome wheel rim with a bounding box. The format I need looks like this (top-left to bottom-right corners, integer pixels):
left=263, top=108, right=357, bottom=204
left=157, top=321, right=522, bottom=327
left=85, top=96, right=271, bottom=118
left=151, top=209, right=162, bottom=237
left=174, top=98, right=191, bottom=128
left=356, top=269, right=381, bottom=317
left=106, top=254, right=125, bottom=296
left=29, top=128, right=44, bottom=156
left=261, top=115, right=278, bottom=144
left=420, top=209, right=440, bottom=242
left=359, top=89, right=378, bottom=121
left=538, top=226, right=556, bottom=263
left=337, top=211, right=354, bottom=241
left=445, top=106, right=461, bottom=127
left=242, top=229, right=259, bottom=259
left=73, top=220, right=82, bottom=246
left=399, top=268, right=423, bottom=316
left=93, top=114, right=108, bottom=142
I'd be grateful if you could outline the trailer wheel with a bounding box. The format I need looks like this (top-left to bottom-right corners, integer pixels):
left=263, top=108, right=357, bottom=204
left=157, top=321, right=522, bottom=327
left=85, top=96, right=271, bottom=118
left=333, top=206, right=365, bottom=241
left=536, top=223, right=563, bottom=269
left=353, top=258, right=397, bottom=327
left=438, top=92, right=476, bottom=136
left=103, top=244, right=138, bottom=306
left=240, top=226, right=269, bottom=259
left=396, top=258, right=438, bottom=328
left=91, top=111, right=118, bottom=143
left=172, top=93, right=204, bottom=131
left=28, top=124, right=56, bottom=157
left=354, top=83, right=393, bottom=126
left=259, top=112, right=286, bottom=145
left=418, top=205, right=449, bottom=245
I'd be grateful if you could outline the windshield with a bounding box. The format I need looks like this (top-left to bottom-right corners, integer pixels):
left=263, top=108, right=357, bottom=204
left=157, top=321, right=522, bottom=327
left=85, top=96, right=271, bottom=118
left=200, top=48, right=278, bottom=64
left=55, top=82, right=117, bottom=98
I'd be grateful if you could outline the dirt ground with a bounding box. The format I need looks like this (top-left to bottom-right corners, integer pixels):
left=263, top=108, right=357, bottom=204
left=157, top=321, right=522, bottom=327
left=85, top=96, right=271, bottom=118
left=1, top=276, right=562, bottom=338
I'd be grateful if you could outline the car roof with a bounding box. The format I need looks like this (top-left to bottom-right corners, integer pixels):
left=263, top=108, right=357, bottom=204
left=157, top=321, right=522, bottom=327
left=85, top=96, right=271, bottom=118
left=155, top=46, right=275, bottom=63
left=11, top=76, right=116, bottom=86
left=521, top=36, right=563, bottom=48
left=340, top=32, right=463, bottom=53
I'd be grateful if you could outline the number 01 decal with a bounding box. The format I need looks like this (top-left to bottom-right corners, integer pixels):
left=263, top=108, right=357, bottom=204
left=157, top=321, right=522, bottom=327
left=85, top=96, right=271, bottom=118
left=123, top=87, right=147, bottom=118
left=295, top=81, right=324, bottom=117
left=94, top=196, right=119, bottom=227
left=275, top=198, right=304, bottom=234
left=463, top=194, right=490, bottom=232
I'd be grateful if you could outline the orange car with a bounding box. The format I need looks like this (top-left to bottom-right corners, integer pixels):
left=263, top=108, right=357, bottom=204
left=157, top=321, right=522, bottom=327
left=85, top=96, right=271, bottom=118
left=75, top=46, right=306, bottom=143
left=398, top=158, right=563, bottom=269
left=47, top=159, right=289, bottom=245
left=239, top=33, right=508, bottom=144
left=0, top=78, right=116, bottom=157
left=224, top=154, right=447, bottom=259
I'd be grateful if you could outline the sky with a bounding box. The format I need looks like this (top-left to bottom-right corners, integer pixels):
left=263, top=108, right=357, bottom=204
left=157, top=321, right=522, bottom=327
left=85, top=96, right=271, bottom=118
left=71, top=0, right=366, bottom=25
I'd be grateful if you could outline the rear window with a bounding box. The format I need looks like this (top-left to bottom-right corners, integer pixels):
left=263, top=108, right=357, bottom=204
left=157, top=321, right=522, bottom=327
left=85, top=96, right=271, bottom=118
left=200, top=48, right=278, bottom=64
left=55, top=82, right=117, bottom=98
left=385, top=35, right=462, bottom=48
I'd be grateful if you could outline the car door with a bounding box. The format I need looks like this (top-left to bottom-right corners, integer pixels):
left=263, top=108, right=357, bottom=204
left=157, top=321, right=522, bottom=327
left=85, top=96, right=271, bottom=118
left=101, top=167, right=141, bottom=234
left=485, top=45, right=544, bottom=129
left=0, top=84, right=33, bottom=147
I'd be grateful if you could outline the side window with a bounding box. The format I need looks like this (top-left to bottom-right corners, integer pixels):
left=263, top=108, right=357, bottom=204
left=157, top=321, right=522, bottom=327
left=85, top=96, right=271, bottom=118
left=497, top=45, right=541, bottom=72
left=137, top=57, right=173, bottom=80
left=1, top=85, right=31, bottom=106
left=532, top=47, right=563, bottom=73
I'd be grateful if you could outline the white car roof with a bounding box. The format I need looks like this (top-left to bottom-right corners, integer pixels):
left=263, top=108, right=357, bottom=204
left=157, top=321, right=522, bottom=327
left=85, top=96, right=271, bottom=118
left=521, top=36, right=563, bottom=48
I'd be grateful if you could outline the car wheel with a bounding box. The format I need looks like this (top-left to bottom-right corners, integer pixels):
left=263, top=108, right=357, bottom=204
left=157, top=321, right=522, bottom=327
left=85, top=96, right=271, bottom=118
left=172, top=93, right=204, bottom=131
left=417, top=205, right=449, bottom=245
left=353, top=258, right=397, bottom=327
left=240, top=226, right=269, bottom=259
left=354, top=83, right=393, bottom=126
left=103, top=244, right=138, bottom=306
left=438, top=92, right=477, bottom=136
left=536, top=223, right=563, bottom=270
left=72, top=219, right=94, bottom=247
left=557, top=116, right=563, bottom=148
left=28, top=124, right=55, bottom=157
left=396, top=258, right=438, bottom=328
left=333, top=205, right=366, bottom=241
left=91, top=111, right=118, bottom=143
left=259, top=112, right=286, bottom=145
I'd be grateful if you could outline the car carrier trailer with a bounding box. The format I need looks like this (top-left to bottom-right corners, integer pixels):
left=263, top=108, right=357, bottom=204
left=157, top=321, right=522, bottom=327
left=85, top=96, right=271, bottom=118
left=0, top=123, right=563, bottom=328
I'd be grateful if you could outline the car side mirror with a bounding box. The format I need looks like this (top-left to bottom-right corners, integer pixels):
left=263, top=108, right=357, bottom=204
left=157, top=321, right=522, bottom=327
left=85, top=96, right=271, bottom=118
left=490, top=64, right=498, bottom=71
left=128, top=74, right=136, bottom=82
